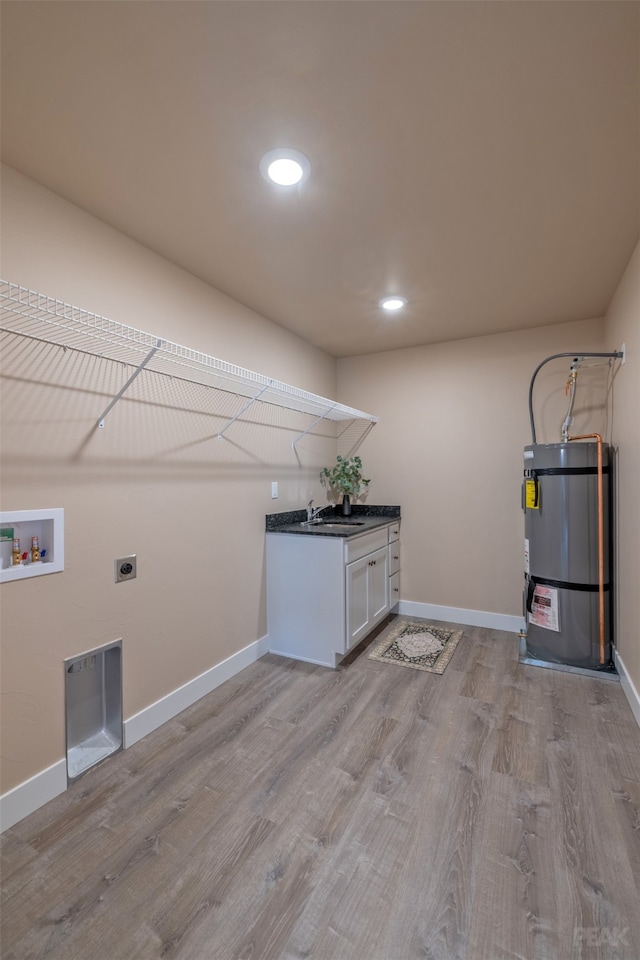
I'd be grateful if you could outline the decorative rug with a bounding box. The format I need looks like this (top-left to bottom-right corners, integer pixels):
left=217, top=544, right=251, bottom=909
left=368, top=618, right=464, bottom=674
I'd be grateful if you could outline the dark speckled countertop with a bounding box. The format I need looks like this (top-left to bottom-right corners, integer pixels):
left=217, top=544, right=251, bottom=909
left=265, top=504, right=400, bottom=538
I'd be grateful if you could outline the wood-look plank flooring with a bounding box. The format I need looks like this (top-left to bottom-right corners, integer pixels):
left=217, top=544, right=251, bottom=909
left=2, top=618, right=640, bottom=960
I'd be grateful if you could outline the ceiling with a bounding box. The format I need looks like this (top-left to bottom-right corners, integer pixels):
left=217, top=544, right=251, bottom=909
left=1, top=1, right=638, bottom=358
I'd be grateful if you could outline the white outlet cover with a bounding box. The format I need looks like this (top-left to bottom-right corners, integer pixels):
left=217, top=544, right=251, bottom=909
left=271, top=482, right=278, bottom=498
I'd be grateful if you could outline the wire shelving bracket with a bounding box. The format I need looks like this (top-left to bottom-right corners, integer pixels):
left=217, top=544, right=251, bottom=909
left=97, top=341, right=162, bottom=428
left=217, top=381, right=273, bottom=440
left=292, top=405, right=337, bottom=449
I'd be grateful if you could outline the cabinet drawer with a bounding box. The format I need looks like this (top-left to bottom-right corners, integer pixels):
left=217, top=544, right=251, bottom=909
left=388, top=522, right=400, bottom=543
left=345, top=528, right=388, bottom=564
left=389, top=571, right=400, bottom=605
left=388, top=543, right=400, bottom=576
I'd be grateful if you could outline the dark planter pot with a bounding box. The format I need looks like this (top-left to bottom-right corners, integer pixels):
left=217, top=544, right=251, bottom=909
left=340, top=495, right=352, bottom=516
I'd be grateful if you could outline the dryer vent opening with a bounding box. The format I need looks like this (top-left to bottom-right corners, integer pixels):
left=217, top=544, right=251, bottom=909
left=65, top=640, right=122, bottom=782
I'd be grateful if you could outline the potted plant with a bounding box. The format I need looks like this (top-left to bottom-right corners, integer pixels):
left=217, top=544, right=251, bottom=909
left=321, top=455, right=370, bottom=516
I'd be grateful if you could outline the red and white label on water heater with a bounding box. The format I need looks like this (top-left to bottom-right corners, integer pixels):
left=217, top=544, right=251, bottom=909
left=529, top=584, right=560, bottom=632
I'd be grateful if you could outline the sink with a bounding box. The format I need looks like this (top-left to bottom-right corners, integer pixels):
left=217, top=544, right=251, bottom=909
left=302, top=519, right=365, bottom=528
left=300, top=517, right=364, bottom=529
left=318, top=519, right=364, bottom=525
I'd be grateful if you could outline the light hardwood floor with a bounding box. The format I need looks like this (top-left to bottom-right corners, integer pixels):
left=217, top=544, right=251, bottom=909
left=2, top=618, right=640, bottom=960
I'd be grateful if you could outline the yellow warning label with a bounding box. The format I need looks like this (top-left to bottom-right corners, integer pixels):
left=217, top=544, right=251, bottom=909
left=525, top=478, right=539, bottom=509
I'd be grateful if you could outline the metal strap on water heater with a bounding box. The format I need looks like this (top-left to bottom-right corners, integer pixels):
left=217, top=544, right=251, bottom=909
left=526, top=466, right=610, bottom=477
left=529, top=573, right=610, bottom=594
left=525, top=574, right=610, bottom=613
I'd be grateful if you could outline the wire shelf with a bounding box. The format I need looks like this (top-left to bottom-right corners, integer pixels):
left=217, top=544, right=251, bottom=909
left=0, top=280, right=378, bottom=433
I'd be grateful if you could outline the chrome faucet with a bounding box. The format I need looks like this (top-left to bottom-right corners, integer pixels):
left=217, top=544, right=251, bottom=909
left=306, top=499, right=323, bottom=522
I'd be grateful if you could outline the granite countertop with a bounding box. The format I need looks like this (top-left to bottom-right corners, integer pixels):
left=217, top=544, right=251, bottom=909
left=265, top=504, right=400, bottom=538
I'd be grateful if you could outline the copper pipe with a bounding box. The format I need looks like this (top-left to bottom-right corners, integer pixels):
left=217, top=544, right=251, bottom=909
left=568, top=433, right=605, bottom=664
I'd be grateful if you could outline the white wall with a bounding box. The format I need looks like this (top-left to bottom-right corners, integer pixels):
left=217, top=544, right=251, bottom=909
left=604, top=241, right=640, bottom=713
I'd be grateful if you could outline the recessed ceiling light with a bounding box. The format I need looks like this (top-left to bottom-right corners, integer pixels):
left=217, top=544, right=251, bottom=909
left=260, top=148, right=310, bottom=187
left=380, top=296, right=407, bottom=312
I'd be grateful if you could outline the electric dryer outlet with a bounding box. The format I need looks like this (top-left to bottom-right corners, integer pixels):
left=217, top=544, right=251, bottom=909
left=115, top=555, right=137, bottom=583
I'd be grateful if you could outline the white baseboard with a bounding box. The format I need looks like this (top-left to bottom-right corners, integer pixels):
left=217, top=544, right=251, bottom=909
left=0, top=634, right=270, bottom=833
left=614, top=648, right=640, bottom=730
left=123, top=633, right=269, bottom=748
left=397, top=600, right=525, bottom=635
left=0, top=758, right=67, bottom=833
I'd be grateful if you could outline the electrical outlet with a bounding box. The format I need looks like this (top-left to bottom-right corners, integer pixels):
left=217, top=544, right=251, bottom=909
left=115, top=555, right=136, bottom=583
left=620, top=343, right=626, bottom=365
left=271, top=482, right=278, bottom=499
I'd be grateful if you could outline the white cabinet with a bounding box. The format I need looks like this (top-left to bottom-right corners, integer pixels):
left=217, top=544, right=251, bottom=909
left=266, top=520, right=400, bottom=668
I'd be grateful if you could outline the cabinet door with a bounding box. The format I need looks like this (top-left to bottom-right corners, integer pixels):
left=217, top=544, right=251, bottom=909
left=346, top=554, right=370, bottom=650
left=368, top=546, right=389, bottom=623
left=346, top=546, right=389, bottom=650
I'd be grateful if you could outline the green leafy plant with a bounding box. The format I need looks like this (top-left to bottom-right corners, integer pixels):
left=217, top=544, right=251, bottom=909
left=321, top=455, right=370, bottom=499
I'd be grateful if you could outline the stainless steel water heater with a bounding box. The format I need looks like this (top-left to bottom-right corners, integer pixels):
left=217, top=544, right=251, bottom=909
left=523, top=441, right=611, bottom=670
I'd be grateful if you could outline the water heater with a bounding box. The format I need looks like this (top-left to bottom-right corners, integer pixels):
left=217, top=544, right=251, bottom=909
left=523, top=441, right=611, bottom=670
